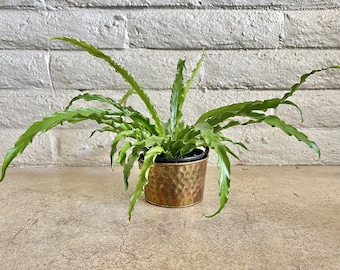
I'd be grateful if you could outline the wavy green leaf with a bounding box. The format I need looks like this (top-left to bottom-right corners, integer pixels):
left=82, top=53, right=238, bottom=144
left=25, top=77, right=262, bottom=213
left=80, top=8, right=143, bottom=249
left=229, top=111, right=320, bottom=157
left=50, top=36, right=164, bottom=136
left=261, top=115, right=320, bottom=157
left=128, top=145, right=164, bottom=221
left=116, top=142, right=133, bottom=165
left=122, top=142, right=146, bottom=193
left=120, top=88, right=136, bottom=106
left=183, top=50, right=204, bottom=100
left=64, top=92, right=157, bottom=135
left=283, top=65, right=340, bottom=100
left=66, top=93, right=123, bottom=111
left=90, top=126, right=116, bottom=138
left=169, top=59, right=185, bottom=138
left=169, top=50, right=204, bottom=140
left=195, top=122, right=231, bottom=218
left=110, top=130, right=138, bottom=168
left=1, top=108, right=114, bottom=181
left=220, top=136, right=248, bottom=151
left=196, top=98, right=284, bottom=128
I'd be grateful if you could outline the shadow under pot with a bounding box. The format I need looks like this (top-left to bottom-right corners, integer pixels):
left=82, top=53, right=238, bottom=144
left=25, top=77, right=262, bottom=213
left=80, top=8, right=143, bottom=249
left=138, top=148, right=209, bottom=207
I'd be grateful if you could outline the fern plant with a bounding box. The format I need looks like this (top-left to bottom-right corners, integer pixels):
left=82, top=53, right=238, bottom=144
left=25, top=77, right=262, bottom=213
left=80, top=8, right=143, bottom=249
left=1, top=36, right=339, bottom=221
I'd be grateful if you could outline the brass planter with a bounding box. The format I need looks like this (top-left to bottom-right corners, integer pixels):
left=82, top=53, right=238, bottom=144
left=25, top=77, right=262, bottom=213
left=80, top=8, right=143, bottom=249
left=142, top=151, right=208, bottom=207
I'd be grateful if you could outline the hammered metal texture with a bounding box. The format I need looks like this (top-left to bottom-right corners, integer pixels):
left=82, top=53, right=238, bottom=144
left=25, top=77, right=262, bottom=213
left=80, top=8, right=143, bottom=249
left=144, top=157, right=208, bottom=207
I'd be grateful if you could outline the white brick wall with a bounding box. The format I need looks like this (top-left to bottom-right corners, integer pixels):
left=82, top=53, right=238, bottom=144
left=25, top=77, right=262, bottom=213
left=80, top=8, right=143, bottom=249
left=0, top=0, right=339, bottom=167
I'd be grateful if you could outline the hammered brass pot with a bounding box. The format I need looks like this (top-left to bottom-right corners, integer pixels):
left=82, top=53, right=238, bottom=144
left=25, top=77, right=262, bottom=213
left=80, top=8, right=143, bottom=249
left=140, top=148, right=209, bottom=207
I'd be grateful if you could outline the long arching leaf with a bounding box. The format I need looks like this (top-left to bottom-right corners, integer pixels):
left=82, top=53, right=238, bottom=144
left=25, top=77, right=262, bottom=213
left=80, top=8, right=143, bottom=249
left=110, top=130, right=138, bottom=168
left=50, top=36, right=164, bottom=136
left=250, top=113, right=320, bottom=157
left=283, top=65, right=340, bottom=100
left=169, top=59, right=185, bottom=137
left=65, top=93, right=157, bottom=134
left=195, top=122, right=231, bottom=218
left=1, top=108, right=115, bottom=181
left=196, top=98, right=284, bottom=128
left=120, top=88, right=135, bottom=106
left=66, top=93, right=125, bottom=111
left=183, top=49, right=205, bottom=100
left=168, top=50, right=204, bottom=140
left=128, top=145, right=164, bottom=221
left=122, top=142, right=146, bottom=193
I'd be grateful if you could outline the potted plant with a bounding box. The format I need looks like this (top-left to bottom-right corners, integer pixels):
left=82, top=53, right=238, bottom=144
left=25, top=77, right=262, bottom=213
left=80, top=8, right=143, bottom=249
left=1, top=36, right=339, bottom=221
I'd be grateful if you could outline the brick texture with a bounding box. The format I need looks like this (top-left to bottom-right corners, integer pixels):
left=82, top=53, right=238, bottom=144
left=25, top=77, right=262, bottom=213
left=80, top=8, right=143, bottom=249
left=128, top=10, right=283, bottom=49
left=283, top=10, right=340, bottom=48
left=0, top=2, right=339, bottom=166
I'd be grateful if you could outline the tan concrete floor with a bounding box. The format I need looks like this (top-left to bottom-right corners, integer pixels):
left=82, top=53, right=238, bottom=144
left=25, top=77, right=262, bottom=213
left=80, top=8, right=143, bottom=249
left=0, top=166, right=339, bottom=270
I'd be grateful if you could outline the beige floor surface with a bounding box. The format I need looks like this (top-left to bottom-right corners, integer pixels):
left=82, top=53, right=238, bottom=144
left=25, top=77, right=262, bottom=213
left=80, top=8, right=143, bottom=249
left=0, top=166, right=339, bottom=270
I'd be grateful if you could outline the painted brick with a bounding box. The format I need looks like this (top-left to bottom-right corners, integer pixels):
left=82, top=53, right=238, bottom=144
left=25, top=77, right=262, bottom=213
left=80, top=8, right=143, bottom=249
left=204, top=50, right=340, bottom=90
left=177, top=88, right=340, bottom=130
left=174, top=89, right=340, bottom=130
left=1, top=126, right=339, bottom=168
left=1, top=92, right=339, bottom=167
left=50, top=128, right=115, bottom=166
left=50, top=49, right=340, bottom=92
left=44, top=0, right=200, bottom=9
left=0, top=10, right=127, bottom=49
left=128, top=10, right=283, bottom=49
left=38, top=0, right=340, bottom=9
left=1, top=1, right=338, bottom=10
left=227, top=126, right=340, bottom=165
left=283, top=10, right=340, bottom=48
left=0, top=51, right=51, bottom=91
left=2, top=125, right=338, bottom=168
left=0, top=91, right=54, bottom=128
left=0, top=0, right=36, bottom=8
left=50, top=50, right=203, bottom=91
left=0, top=128, right=53, bottom=167
left=275, top=90, right=340, bottom=129
left=204, top=0, right=340, bottom=9
left=204, top=125, right=337, bottom=165
left=0, top=2, right=339, bottom=168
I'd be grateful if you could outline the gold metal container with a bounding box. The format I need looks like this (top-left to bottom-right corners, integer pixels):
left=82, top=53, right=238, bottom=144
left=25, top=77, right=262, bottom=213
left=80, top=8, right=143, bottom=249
left=144, top=157, right=208, bottom=207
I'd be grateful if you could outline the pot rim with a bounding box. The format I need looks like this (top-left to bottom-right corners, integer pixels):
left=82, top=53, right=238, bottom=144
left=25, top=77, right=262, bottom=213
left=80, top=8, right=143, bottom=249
left=146, top=156, right=209, bottom=167
left=139, top=147, right=209, bottom=164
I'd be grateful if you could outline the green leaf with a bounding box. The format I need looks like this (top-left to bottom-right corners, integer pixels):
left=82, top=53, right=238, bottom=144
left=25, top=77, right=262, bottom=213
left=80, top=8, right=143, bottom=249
left=283, top=100, right=304, bottom=122
left=116, top=141, right=133, bottom=165
left=169, top=59, right=186, bottom=137
left=283, top=65, right=340, bottom=100
left=168, top=50, right=204, bottom=140
left=50, top=36, right=164, bottom=136
left=197, top=65, right=340, bottom=131
left=64, top=93, right=158, bottom=135
left=122, top=142, right=146, bottom=193
left=241, top=112, right=320, bottom=157
left=120, top=88, right=136, bottom=106
left=196, top=98, right=284, bottom=129
left=110, top=130, right=138, bottom=168
left=1, top=108, right=113, bottom=181
left=65, top=93, right=123, bottom=111
left=90, top=126, right=116, bottom=138
left=220, top=136, right=248, bottom=151
left=183, top=49, right=205, bottom=100
left=262, top=115, right=320, bottom=157
left=128, top=145, right=164, bottom=221
left=195, top=122, right=231, bottom=218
